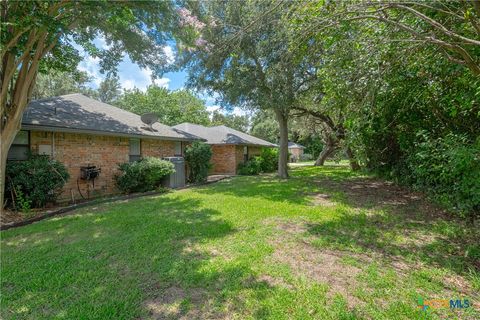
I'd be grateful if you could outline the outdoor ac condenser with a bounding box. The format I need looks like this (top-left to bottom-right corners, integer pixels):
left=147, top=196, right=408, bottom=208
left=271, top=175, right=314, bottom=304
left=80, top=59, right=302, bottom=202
left=162, top=157, right=186, bottom=189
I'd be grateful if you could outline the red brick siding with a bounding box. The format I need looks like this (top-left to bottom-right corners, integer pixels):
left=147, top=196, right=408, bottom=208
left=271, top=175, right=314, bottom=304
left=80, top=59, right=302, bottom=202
left=29, top=130, right=180, bottom=201
left=210, top=145, right=237, bottom=175
left=289, top=147, right=303, bottom=162
left=141, top=139, right=178, bottom=158
left=209, top=145, right=264, bottom=175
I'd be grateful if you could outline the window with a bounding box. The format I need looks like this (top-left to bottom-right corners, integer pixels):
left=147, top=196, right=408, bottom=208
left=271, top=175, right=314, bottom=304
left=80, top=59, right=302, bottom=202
left=129, top=139, right=141, bottom=162
left=7, top=130, right=30, bottom=160
left=243, top=146, right=248, bottom=162
left=174, top=141, right=182, bottom=156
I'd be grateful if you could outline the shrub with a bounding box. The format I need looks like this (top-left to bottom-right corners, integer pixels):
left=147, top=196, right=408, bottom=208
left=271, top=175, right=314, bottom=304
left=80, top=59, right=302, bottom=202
left=184, top=142, right=212, bottom=183
left=259, top=148, right=278, bottom=173
left=299, top=153, right=313, bottom=161
left=115, top=157, right=175, bottom=193
left=238, top=156, right=263, bottom=175
left=408, top=133, right=480, bottom=221
left=6, top=154, right=69, bottom=208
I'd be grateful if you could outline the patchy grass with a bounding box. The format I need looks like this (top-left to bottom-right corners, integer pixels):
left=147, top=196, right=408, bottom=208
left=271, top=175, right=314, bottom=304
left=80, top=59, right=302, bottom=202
left=1, top=164, right=479, bottom=319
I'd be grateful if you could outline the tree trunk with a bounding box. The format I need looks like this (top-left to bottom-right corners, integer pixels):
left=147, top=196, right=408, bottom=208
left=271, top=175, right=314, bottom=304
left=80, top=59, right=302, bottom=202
left=345, top=146, right=361, bottom=171
left=315, top=143, right=335, bottom=166
left=275, top=109, right=289, bottom=179
left=315, top=135, right=336, bottom=166
left=0, top=123, right=20, bottom=212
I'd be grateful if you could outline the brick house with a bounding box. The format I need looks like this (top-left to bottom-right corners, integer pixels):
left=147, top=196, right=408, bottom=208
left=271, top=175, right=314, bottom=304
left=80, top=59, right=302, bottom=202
left=7, top=94, right=202, bottom=201
left=288, top=142, right=305, bottom=162
left=173, top=123, right=277, bottom=175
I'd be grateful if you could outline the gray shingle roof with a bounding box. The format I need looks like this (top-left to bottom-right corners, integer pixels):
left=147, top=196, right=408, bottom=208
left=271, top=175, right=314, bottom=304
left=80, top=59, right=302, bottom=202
left=172, top=123, right=277, bottom=147
left=22, top=94, right=202, bottom=141
left=288, top=142, right=305, bottom=149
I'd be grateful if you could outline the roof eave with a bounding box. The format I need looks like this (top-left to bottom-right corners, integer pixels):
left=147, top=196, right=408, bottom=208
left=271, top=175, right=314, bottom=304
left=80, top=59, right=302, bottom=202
left=21, top=124, right=205, bottom=142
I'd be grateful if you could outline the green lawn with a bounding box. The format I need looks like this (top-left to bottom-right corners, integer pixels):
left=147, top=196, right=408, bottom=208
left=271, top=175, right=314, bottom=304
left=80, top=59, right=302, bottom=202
left=1, top=165, right=479, bottom=319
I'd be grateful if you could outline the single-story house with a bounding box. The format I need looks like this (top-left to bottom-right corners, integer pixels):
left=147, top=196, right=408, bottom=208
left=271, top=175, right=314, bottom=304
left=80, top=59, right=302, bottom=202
left=288, top=141, right=305, bottom=162
left=7, top=93, right=202, bottom=201
left=173, top=123, right=277, bottom=175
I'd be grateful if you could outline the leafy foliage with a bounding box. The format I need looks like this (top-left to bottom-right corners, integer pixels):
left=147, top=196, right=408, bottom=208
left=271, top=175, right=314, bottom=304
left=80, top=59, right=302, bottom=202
left=407, top=133, right=480, bottom=220
left=115, top=157, right=175, bottom=193
left=237, top=157, right=263, bottom=176
left=238, top=149, right=279, bottom=175
left=6, top=154, right=70, bottom=208
left=211, top=110, right=249, bottom=132
left=259, top=148, right=279, bottom=173
left=184, top=142, right=212, bottom=183
left=31, top=70, right=95, bottom=100
left=98, top=75, right=121, bottom=104
left=116, top=86, right=211, bottom=126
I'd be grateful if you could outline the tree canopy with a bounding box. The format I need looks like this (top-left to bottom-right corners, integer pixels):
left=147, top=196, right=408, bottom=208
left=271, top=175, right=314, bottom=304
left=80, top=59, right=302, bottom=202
left=116, top=86, right=211, bottom=126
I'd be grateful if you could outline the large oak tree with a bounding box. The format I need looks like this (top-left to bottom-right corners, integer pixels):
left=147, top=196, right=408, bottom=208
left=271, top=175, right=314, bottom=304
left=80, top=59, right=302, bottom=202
left=178, top=0, right=317, bottom=178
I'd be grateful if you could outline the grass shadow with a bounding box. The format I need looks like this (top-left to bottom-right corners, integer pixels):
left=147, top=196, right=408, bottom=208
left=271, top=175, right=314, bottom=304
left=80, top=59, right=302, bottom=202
left=0, top=194, right=284, bottom=319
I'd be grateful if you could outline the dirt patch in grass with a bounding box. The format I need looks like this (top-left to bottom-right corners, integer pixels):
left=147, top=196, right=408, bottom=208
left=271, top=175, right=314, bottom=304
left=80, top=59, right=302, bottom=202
left=144, top=285, right=226, bottom=320
left=309, top=193, right=336, bottom=207
left=264, top=219, right=368, bottom=308
left=312, top=177, right=448, bottom=218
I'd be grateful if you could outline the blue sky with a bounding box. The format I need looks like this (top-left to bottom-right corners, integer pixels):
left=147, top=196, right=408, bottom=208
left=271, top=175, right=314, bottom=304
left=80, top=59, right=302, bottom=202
left=76, top=37, right=245, bottom=116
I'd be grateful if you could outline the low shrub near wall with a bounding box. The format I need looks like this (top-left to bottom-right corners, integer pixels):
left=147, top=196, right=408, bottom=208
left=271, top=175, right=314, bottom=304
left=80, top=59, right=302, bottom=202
left=185, top=142, right=212, bottom=183
left=6, top=154, right=70, bottom=209
left=115, top=157, right=175, bottom=193
left=259, top=148, right=278, bottom=173
left=239, top=148, right=279, bottom=175
left=238, top=157, right=263, bottom=175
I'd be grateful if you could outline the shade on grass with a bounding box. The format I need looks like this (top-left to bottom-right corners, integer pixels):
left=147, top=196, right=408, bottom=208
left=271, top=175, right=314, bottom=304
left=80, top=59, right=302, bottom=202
left=1, top=164, right=479, bottom=319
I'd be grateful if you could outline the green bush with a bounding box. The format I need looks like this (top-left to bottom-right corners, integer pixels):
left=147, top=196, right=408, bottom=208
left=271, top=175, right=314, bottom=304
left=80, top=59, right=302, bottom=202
left=6, top=154, right=70, bottom=208
left=259, top=148, right=278, bottom=172
left=238, top=156, right=263, bottom=175
left=115, top=157, right=175, bottom=193
left=408, top=133, right=480, bottom=220
left=184, top=142, right=212, bottom=183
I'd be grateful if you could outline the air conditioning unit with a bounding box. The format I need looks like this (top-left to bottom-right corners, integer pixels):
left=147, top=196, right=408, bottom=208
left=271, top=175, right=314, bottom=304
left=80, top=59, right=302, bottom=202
left=162, top=157, right=185, bottom=188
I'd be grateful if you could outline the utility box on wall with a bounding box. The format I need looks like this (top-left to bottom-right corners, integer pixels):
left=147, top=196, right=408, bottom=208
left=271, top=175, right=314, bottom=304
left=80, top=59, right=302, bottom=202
left=162, top=157, right=185, bottom=189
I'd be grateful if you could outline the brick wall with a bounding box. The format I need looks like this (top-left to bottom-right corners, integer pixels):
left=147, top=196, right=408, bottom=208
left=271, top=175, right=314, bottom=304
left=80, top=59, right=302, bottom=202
left=210, top=145, right=237, bottom=175
left=209, top=145, right=264, bottom=175
left=289, top=147, right=303, bottom=162
left=29, top=130, right=181, bottom=202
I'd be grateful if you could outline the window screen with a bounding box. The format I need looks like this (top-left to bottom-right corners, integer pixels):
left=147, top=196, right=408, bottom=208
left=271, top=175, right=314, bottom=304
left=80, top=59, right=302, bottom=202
left=174, top=141, right=182, bottom=156
left=243, top=146, right=248, bottom=162
left=129, top=139, right=141, bottom=162
left=7, top=130, right=30, bottom=161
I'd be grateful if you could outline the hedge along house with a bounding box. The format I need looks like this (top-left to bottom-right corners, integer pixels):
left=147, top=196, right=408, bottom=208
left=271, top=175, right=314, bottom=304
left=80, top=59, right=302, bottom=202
left=173, top=123, right=277, bottom=175
left=7, top=93, right=202, bottom=202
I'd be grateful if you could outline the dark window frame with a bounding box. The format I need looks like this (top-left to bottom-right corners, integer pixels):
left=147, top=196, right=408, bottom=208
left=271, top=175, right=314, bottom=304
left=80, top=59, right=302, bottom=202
left=129, top=138, right=142, bottom=162
left=7, top=130, right=30, bottom=161
left=174, top=141, right=183, bottom=157
left=243, top=146, right=249, bottom=162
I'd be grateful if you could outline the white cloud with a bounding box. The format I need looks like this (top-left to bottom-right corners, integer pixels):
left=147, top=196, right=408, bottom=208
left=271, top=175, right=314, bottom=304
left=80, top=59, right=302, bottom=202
left=95, top=35, right=112, bottom=50
left=163, top=46, right=175, bottom=65
left=74, top=37, right=175, bottom=91
left=120, top=79, right=136, bottom=90
left=232, top=107, right=248, bottom=116
left=153, top=77, right=171, bottom=89
left=119, top=67, right=171, bottom=91
left=77, top=55, right=102, bottom=87
left=206, top=105, right=221, bottom=112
